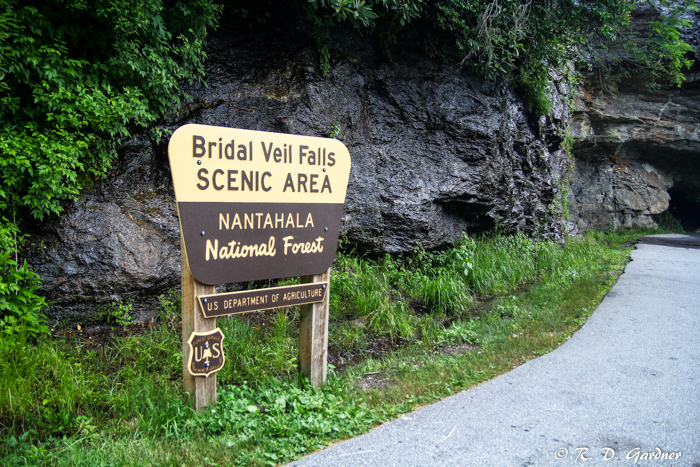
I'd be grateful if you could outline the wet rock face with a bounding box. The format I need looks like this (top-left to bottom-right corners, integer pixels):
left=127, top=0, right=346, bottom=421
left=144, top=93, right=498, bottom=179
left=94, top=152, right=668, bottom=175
left=571, top=154, right=673, bottom=230
left=27, top=25, right=569, bottom=323
left=27, top=138, right=182, bottom=323
left=568, top=73, right=700, bottom=231
left=183, top=27, right=569, bottom=251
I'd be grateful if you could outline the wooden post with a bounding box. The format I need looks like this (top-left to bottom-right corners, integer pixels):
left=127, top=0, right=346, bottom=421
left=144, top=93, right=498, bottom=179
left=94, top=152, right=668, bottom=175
left=298, top=268, right=331, bottom=386
left=181, top=236, right=217, bottom=410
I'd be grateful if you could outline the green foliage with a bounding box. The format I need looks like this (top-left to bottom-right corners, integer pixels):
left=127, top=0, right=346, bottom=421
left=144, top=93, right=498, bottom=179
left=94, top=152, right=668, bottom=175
left=318, top=42, right=332, bottom=76
left=330, top=230, right=638, bottom=356
left=308, top=0, right=420, bottom=28
left=440, top=319, right=479, bottom=345
left=0, top=0, right=221, bottom=221
left=0, top=326, right=379, bottom=465
left=0, top=322, right=183, bottom=449
left=0, top=0, right=221, bottom=337
left=215, top=311, right=300, bottom=384
left=585, top=0, right=697, bottom=93
left=328, top=121, right=341, bottom=138
left=301, top=0, right=695, bottom=114
left=104, top=302, right=135, bottom=327
left=266, top=310, right=299, bottom=376
left=0, top=220, right=48, bottom=340
left=411, top=238, right=474, bottom=315
left=647, top=16, right=696, bottom=87
left=166, top=379, right=379, bottom=463
left=557, top=131, right=575, bottom=220
left=652, top=210, right=685, bottom=232
left=330, top=234, right=553, bottom=343
left=157, top=288, right=183, bottom=328
left=560, top=184, right=572, bottom=221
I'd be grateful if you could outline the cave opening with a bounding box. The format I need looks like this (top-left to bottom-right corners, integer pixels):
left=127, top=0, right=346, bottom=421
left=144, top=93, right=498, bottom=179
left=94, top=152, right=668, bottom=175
left=665, top=188, right=700, bottom=232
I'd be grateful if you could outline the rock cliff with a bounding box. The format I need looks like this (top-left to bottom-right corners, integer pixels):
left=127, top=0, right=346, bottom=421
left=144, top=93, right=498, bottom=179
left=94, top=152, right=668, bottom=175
left=26, top=26, right=571, bottom=323
left=27, top=11, right=700, bottom=324
left=568, top=72, right=700, bottom=231
left=568, top=7, right=700, bottom=231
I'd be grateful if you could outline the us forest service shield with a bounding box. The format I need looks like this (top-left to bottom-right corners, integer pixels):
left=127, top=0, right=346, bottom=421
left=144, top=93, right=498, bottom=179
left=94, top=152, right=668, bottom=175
left=187, top=328, right=225, bottom=378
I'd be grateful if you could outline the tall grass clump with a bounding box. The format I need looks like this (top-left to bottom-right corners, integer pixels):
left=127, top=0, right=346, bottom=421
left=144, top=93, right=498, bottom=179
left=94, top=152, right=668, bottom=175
left=410, top=240, right=474, bottom=316
left=330, top=233, right=562, bottom=348
left=463, top=233, right=620, bottom=294
left=0, top=332, right=183, bottom=445
left=467, top=233, right=540, bottom=293
left=329, top=231, right=634, bottom=356
left=217, top=310, right=299, bottom=384
left=0, top=338, right=87, bottom=428
left=331, top=252, right=416, bottom=339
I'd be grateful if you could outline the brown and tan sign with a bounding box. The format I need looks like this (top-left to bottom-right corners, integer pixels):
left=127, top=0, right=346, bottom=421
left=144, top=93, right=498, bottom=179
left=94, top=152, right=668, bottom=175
left=198, top=282, right=328, bottom=318
left=186, top=328, right=225, bottom=377
left=168, top=124, right=351, bottom=284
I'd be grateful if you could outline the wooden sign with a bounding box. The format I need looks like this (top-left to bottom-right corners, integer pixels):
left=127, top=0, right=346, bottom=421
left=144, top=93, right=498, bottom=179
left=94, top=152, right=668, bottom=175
left=170, top=125, right=351, bottom=410
left=198, top=282, right=328, bottom=318
left=168, top=124, right=352, bottom=284
left=186, top=328, right=226, bottom=377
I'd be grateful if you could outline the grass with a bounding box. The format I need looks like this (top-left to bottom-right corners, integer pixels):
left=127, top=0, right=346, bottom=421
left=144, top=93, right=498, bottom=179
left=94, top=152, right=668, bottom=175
left=0, top=228, right=667, bottom=466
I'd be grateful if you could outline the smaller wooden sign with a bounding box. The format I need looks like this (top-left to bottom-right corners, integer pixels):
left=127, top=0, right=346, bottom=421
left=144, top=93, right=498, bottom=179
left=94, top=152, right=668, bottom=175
left=187, top=328, right=226, bottom=377
left=198, top=282, right=328, bottom=318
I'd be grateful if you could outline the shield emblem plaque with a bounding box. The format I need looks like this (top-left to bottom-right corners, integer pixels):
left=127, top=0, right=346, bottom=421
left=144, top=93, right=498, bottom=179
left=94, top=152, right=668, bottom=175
left=186, top=328, right=225, bottom=377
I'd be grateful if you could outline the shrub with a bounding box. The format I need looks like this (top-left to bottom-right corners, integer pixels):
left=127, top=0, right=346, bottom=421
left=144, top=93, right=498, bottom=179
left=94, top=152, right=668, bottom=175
left=0, top=0, right=221, bottom=223
left=0, top=220, right=48, bottom=340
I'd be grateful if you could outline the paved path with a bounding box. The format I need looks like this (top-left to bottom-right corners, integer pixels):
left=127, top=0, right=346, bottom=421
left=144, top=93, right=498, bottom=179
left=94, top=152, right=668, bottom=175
left=288, top=234, right=700, bottom=467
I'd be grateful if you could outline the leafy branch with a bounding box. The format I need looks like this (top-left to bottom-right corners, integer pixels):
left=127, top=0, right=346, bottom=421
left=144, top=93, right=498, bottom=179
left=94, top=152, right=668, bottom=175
left=0, top=0, right=222, bottom=337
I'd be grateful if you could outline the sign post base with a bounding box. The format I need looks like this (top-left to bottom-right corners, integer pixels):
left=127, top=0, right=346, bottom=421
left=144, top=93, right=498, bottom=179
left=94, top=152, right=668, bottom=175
left=181, top=237, right=217, bottom=410
left=299, top=268, right=331, bottom=386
